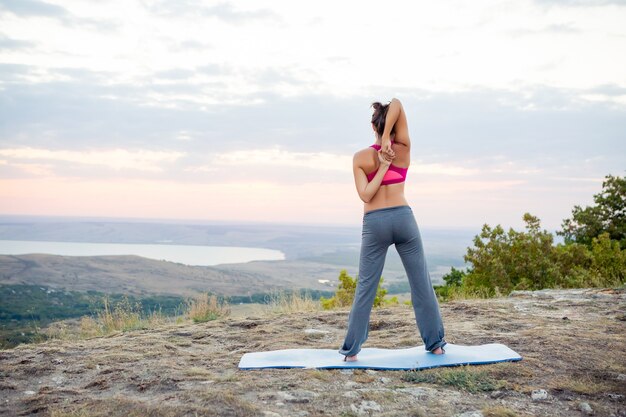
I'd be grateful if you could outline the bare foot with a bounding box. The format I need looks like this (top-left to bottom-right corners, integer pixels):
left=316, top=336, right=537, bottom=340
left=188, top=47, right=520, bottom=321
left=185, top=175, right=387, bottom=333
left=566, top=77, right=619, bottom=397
left=343, top=355, right=358, bottom=362
left=431, top=347, right=445, bottom=355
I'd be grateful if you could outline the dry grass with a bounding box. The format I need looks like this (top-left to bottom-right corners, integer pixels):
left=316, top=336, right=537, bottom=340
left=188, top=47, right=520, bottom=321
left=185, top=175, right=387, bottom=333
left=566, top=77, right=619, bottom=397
left=266, top=289, right=322, bottom=314
left=548, top=374, right=614, bottom=395
left=40, top=296, right=171, bottom=342
left=482, top=406, right=520, bottom=417
left=185, top=293, right=231, bottom=323
left=441, top=285, right=503, bottom=301
left=402, top=365, right=507, bottom=393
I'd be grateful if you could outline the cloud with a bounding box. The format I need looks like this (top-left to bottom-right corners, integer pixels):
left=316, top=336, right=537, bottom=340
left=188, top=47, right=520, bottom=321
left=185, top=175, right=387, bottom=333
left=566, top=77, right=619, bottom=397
left=0, top=0, right=118, bottom=31
left=211, top=147, right=351, bottom=172
left=534, top=0, right=626, bottom=6
left=0, top=0, right=68, bottom=18
left=507, top=23, right=582, bottom=38
left=0, top=72, right=624, bottom=186
left=0, top=147, right=185, bottom=172
left=0, top=34, right=36, bottom=50
left=145, top=1, right=281, bottom=24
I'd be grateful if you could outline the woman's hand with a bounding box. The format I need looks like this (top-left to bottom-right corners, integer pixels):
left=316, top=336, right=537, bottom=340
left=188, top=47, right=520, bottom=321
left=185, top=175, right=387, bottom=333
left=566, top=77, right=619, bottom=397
left=378, top=149, right=394, bottom=166
left=381, top=133, right=395, bottom=159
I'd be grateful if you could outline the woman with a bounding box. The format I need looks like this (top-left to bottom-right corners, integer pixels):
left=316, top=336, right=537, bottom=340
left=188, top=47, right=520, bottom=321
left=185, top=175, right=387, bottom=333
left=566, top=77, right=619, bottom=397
left=339, top=98, right=447, bottom=362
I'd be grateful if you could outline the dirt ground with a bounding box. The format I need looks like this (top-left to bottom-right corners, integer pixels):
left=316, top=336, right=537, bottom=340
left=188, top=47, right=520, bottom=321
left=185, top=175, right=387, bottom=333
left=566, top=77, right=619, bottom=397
left=1, top=287, right=625, bottom=417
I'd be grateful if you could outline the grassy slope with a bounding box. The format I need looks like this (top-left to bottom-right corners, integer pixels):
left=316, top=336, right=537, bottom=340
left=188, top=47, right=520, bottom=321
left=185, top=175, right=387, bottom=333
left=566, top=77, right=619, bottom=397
left=0, top=287, right=624, bottom=417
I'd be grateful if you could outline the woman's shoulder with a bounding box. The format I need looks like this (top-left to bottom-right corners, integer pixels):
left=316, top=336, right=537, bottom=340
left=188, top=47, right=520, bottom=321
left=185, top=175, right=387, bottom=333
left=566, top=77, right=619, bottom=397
left=354, top=146, right=376, bottom=158
left=353, top=146, right=377, bottom=165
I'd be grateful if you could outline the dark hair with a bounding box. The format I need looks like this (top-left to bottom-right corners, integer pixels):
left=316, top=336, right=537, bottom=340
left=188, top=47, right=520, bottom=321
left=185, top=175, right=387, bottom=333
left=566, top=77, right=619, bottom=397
left=371, top=101, right=392, bottom=136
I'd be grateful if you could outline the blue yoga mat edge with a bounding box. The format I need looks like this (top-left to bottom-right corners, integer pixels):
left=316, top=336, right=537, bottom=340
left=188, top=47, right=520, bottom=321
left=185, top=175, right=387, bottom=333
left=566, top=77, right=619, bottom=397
left=239, top=359, right=523, bottom=371
left=238, top=343, right=522, bottom=371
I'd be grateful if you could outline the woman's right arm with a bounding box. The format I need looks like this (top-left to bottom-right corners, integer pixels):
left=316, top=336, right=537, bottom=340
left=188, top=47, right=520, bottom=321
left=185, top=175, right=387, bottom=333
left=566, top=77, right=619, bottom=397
left=381, top=98, right=411, bottom=152
left=353, top=151, right=392, bottom=203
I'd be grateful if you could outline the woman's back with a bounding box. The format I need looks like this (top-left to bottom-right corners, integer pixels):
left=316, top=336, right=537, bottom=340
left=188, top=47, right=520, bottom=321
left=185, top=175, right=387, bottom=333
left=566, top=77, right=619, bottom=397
left=354, top=97, right=411, bottom=213
left=355, top=140, right=410, bottom=212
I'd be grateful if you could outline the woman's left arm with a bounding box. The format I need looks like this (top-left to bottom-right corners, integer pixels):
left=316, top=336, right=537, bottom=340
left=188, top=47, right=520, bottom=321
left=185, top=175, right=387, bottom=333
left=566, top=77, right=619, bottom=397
left=381, top=98, right=410, bottom=153
left=353, top=151, right=393, bottom=203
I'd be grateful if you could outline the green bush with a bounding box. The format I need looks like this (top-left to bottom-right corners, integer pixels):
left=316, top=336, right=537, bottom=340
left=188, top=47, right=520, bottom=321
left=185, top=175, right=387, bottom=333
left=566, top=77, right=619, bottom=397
left=320, top=269, right=391, bottom=310
left=559, top=174, right=625, bottom=249
left=462, top=213, right=560, bottom=295
left=443, top=214, right=625, bottom=299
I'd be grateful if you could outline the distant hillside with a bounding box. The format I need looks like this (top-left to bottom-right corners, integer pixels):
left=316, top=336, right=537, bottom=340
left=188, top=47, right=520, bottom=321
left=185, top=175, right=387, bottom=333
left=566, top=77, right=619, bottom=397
left=0, top=218, right=362, bottom=260
left=0, top=254, right=347, bottom=297
left=0, top=288, right=624, bottom=416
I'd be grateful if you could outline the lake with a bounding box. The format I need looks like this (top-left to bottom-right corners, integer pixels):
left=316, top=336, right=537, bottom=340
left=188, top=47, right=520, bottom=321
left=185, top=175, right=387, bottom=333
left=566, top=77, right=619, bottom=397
left=0, top=240, right=285, bottom=266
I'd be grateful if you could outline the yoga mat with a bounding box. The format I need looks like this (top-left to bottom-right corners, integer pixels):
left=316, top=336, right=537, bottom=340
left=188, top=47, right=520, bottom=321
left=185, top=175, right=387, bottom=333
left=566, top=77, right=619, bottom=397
left=238, top=343, right=522, bottom=370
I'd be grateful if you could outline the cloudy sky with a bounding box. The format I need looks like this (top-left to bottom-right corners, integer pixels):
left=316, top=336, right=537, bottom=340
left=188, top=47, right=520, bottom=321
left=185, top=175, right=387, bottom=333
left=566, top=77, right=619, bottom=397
left=0, top=0, right=625, bottom=229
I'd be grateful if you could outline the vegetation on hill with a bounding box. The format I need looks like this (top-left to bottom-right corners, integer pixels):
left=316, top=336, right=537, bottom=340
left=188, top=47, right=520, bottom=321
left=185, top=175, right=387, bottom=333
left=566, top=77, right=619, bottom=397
left=435, top=174, right=626, bottom=300
left=320, top=269, right=399, bottom=310
left=0, top=285, right=334, bottom=349
left=559, top=174, right=626, bottom=249
left=0, top=285, right=186, bottom=349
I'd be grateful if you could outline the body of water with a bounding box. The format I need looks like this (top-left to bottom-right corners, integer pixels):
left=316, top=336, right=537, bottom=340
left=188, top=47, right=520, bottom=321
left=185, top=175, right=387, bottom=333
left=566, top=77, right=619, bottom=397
left=0, top=240, right=285, bottom=266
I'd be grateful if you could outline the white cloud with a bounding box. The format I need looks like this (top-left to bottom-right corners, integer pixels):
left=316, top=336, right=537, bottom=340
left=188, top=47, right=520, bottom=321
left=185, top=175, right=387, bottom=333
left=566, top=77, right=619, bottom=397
left=211, top=147, right=352, bottom=172
left=208, top=147, right=482, bottom=177
left=1, top=0, right=625, bottom=101
left=0, top=147, right=184, bottom=172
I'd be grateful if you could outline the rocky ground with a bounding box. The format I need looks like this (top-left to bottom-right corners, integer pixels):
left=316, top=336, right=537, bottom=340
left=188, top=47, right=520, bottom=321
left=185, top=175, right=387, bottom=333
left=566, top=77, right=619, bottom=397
left=1, top=287, right=625, bottom=417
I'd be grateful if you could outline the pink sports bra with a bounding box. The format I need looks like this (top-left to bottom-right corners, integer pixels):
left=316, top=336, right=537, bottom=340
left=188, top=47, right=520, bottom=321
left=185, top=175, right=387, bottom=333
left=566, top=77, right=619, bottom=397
left=366, top=143, right=408, bottom=186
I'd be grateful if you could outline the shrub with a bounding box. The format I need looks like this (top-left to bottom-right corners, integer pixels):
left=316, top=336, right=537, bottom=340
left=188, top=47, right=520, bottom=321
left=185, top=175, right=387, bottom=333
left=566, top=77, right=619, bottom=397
left=458, top=214, right=625, bottom=297
left=559, top=174, right=626, bottom=249
left=320, top=269, right=390, bottom=310
left=266, top=289, right=321, bottom=314
left=79, top=295, right=166, bottom=337
left=443, top=266, right=466, bottom=287
left=462, top=213, right=560, bottom=295
left=186, top=293, right=230, bottom=323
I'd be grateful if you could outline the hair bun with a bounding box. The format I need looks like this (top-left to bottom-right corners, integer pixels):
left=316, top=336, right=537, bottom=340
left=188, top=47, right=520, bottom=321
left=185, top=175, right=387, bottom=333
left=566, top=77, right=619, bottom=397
left=370, top=101, right=390, bottom=136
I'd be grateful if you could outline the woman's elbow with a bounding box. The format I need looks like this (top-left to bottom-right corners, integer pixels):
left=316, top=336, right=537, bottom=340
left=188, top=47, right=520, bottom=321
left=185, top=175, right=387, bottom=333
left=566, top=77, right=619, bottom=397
left=359, top=194, right=372, bottom=203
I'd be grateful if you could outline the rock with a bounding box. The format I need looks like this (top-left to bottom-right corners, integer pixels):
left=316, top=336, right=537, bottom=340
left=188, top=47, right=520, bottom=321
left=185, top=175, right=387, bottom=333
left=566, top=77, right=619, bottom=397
left=608, top=393, right=624, bottom=401
left=171, top=331, right=192, bottom=337
left=343, top=391, right=359, bottom=399
left=23, top=391, right=36, bottom=396
left=455, top=411, right=483, bottom=417
left=579, top=402, right=593, bottom=415
left=379, top=377, right=391, bottom=384
left=262, top=412, right=281, bottom=417
left=365, top=369, right=377, bottom=375
left=617, top=374, right=626, bottom=381
left=350, top=400, right=382, bottom=415
left=51, top=375, right=65, bottom=385
left=396, top=387, right=432, bottom=400
left=531, top=389, right=549, bottom=401
left=490, top=390, right=505, bottom=399
left=340, top=369, right=354, bottom=375
left=304, top=329, right=328, bottom=340
left=277, top=390, right=317, bottom=404
left=303, top=329, right=329, bottom=335
left=345, top=381, right=359, bottom=388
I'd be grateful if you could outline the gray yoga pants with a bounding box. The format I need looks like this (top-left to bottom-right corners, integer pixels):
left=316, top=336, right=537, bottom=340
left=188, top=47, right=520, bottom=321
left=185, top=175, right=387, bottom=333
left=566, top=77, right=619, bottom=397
left=339, top=205, right=447, bottom=356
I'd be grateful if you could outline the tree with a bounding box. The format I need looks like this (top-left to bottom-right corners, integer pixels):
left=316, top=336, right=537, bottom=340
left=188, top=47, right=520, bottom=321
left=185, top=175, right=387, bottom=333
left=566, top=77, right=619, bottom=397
left=442, top=267, right=466, bottom=287
left=463, top=213, right=560, bottom=295
left=559, top=174, right=626, bottom=249
left=320, top=269, right=389, bottom=310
